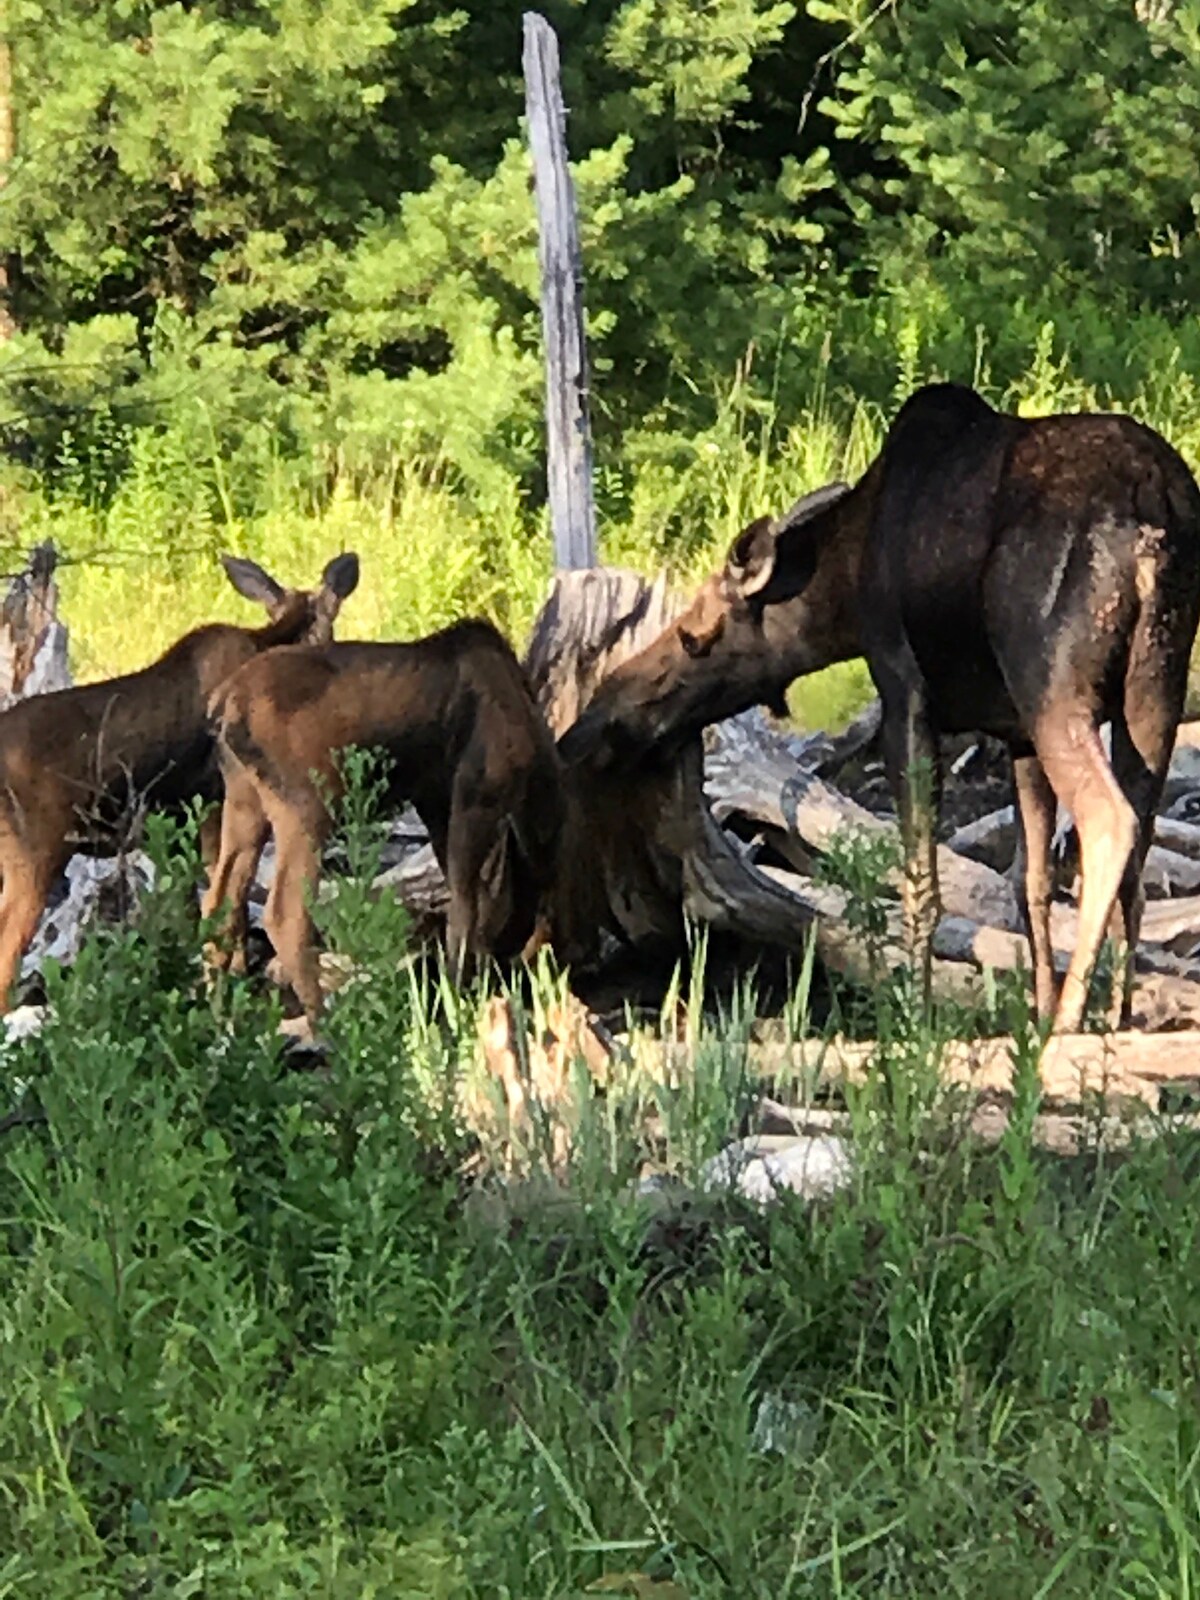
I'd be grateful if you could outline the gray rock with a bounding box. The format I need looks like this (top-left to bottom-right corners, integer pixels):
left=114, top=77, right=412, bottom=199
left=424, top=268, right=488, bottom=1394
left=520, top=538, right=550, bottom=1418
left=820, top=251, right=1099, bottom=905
left=751, top=1391, right=820, bottom=1456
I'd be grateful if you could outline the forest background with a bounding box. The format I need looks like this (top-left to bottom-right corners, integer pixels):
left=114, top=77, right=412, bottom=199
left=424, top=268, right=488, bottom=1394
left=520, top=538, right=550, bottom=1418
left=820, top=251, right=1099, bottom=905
left=2, top=0, right=1200, bottom=717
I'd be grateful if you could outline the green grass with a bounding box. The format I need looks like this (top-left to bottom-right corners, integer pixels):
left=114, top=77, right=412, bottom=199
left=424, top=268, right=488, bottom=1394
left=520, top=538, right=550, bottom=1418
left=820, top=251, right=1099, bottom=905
left=1, top=818, right=1199, bottom=1596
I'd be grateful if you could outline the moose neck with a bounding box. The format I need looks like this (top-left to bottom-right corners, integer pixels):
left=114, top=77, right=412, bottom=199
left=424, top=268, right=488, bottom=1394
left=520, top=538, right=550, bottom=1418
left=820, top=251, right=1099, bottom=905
left=769, top=462, right=878, bottom=683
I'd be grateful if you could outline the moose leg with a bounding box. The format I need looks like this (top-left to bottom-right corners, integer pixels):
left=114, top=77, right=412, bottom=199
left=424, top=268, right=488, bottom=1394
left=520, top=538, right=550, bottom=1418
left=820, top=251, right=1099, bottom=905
left=261, top=790, right=327, bottom=1024
left=880, top=683, right=940, bottom=1006
left=1108, top=695, right=1178, bottom=1026
left=443, top=802, right=496, bottom=982
left=0, top=836, right=65, bottom=1013
left=1033, top=707, right=1135, bottom=1034
left=1011, top=747, right=1059, bottom=1021
left=201, top=766, right=270, bottom=976
left=198, top=807, right=223, bottom=874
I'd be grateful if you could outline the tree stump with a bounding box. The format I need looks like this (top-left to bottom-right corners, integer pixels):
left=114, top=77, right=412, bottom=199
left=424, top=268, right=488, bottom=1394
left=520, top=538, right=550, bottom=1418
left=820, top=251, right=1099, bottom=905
left=0, top=541, right=71, bottom=706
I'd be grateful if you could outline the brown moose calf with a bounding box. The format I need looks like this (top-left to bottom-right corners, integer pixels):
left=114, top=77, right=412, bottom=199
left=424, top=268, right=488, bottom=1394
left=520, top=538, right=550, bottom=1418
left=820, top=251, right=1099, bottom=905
left=0, top=551, right=360, bottom=1012
left=202, top=619, right=566, bottom=1023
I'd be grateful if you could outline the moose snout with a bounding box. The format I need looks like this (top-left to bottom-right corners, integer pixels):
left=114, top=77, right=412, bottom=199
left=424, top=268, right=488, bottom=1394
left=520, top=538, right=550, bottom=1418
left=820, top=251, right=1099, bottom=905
left=558, top=697, right=668, bottom=772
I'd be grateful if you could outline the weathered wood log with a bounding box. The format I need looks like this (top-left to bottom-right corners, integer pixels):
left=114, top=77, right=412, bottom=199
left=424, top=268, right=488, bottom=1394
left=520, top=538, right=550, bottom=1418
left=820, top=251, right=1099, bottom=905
left=641, top=1031, right=1200, bottom=1109
left=523, top=12, right=597, bottom=570
left=1143, top=845, right=1200, bottom=896
left=1162, top=743, right=1200, bottom=807
left=1152, top=815, right=1200, bottom=861
left=951, top=806, right=1200, bottom=889
left=372, top=841, right=450, bottom=916
left=793, top=697, right=882, bottom=774
left=947, top=806, right=1014, bottom=872
left=757, top=1094, right=1200, bottom=1157
left=1055, top=894, right=1200, bottom=951
left=751, top=864, right=994, bottom=1006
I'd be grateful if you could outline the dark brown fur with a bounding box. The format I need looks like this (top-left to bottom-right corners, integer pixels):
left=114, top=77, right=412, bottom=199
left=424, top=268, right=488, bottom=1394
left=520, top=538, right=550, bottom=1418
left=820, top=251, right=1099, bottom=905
left=560, top=384, right=1200, bottom=1032
left=202, top=619, right=566, bottom=1022
left=0, top=551, right=360, bottom=1010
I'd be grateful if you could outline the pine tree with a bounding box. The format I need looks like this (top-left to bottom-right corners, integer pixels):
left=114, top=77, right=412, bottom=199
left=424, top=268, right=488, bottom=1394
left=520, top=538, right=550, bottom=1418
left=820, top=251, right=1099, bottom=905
left=816, top=0, right=1200, bottom=318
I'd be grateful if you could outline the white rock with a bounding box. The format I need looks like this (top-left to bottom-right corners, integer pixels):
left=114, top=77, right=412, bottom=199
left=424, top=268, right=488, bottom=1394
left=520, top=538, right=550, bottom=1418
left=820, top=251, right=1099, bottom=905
left=4, top=1003, right=46, bottom=1041
left=702, top=1133, right=854, bottom=1204
left=751, top=1391, right=820, bottom=1456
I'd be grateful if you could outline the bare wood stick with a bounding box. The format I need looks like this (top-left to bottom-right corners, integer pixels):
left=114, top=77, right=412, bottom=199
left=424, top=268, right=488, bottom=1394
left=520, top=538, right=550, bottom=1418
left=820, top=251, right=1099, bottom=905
left=643, top=1032, right=1200, bottom=1109
left=1152, top=816, right=1200, bottom=861
left=523, top=13, right=597, bottom=570
left=1142, top=845, right=1200, bottom=896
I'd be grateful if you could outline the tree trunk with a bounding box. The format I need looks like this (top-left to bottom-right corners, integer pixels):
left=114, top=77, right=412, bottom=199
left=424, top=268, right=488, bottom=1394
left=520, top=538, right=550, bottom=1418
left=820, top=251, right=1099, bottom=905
left=0, top=542, right=70, bottom=707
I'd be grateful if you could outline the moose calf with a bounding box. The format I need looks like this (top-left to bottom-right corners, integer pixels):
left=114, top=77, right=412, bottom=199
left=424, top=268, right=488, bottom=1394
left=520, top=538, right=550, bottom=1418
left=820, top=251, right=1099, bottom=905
left=0, top=551, right=360, bottom=1011
left=561, top=383, right=1200, bottom=1033
left=203, top=619, right=566, bottom=1023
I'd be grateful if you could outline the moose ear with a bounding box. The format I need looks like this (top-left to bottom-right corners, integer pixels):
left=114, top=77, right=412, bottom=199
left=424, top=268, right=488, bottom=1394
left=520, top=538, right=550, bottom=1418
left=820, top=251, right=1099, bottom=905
left=725, top=516, right=777, bottom=598
left=221, top=555, right=286, bottom=608
left=322, top=552, right=360, bottom=600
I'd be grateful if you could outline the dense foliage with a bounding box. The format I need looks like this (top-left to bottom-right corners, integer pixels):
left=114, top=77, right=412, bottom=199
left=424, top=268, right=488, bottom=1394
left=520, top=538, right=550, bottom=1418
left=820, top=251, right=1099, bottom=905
left=3, top=0, right=1200, bottom=516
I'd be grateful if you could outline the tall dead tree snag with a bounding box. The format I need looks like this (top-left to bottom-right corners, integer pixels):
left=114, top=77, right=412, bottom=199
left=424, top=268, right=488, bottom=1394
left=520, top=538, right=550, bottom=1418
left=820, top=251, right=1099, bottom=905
left=523, top=12, right=597, bottom=571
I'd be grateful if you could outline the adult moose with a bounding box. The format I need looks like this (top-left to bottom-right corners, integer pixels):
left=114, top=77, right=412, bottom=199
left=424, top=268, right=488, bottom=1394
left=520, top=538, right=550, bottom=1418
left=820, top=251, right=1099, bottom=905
left=0, top=550, right=360, bottom=1011
left=560, top=383, right=1200, bottom=1033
